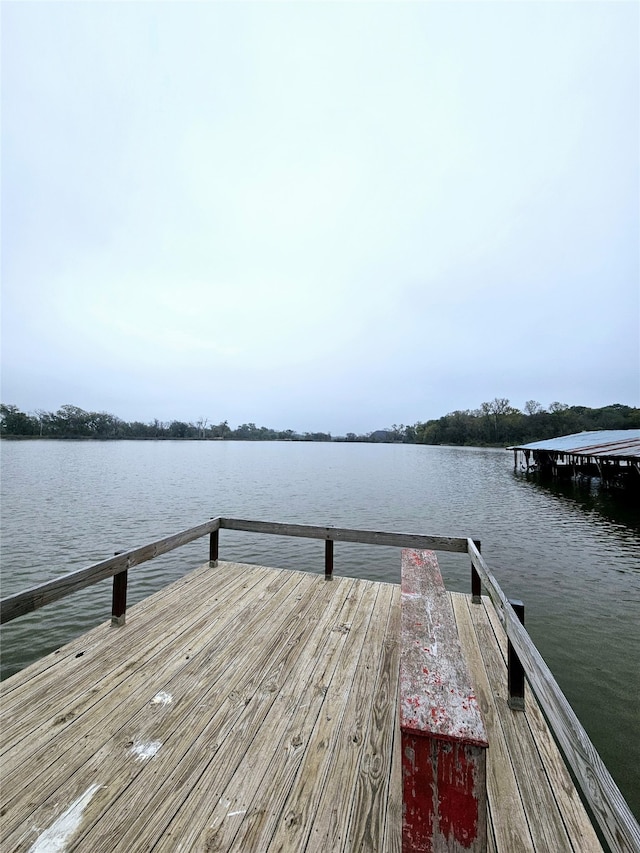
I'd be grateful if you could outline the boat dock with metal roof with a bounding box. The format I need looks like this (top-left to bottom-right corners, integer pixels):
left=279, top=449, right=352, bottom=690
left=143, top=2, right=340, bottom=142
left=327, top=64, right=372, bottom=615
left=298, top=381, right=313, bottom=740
left=2, top=518, right=639, bottom=852
left=509, top=429, right=640, bottom=490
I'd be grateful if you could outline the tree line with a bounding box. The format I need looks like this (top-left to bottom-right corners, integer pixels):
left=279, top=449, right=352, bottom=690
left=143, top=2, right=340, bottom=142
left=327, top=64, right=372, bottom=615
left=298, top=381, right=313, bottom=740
left=0, top=404, right=332, bottom=442
left=412, top=399, right=639, bottom=446
left=1, top=400, right=638, bottom=445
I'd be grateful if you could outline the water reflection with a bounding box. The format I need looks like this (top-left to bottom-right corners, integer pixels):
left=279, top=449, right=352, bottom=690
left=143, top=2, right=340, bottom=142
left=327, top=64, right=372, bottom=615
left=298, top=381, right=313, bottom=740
left=514, top=470, right=640, bottom=535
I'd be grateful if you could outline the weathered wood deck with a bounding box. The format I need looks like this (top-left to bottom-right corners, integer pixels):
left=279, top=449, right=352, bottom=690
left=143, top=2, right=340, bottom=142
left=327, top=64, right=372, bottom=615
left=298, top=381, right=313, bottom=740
left=0, top=560, right=602, bottom=852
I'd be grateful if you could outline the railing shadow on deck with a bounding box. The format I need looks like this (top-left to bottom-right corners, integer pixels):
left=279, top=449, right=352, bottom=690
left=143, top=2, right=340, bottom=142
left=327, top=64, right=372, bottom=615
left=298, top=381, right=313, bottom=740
left=1, top=516, right=639, bottom=853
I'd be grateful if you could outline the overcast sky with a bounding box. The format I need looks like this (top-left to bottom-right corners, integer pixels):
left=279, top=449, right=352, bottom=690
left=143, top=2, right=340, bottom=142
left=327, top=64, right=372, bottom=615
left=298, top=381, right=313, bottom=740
left=2, top=1, right=638, bottom=434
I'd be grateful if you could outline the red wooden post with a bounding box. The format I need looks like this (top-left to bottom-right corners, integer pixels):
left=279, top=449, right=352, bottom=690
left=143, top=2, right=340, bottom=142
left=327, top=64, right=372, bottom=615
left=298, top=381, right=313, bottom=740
left=400, top=549, right=488, bottom=852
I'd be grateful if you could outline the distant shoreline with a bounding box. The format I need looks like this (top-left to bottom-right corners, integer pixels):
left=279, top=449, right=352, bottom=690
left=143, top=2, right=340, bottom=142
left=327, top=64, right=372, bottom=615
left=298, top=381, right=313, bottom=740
left=2, top=401, right=638, bottom=447
left=0, top=434, right=511, bottom=448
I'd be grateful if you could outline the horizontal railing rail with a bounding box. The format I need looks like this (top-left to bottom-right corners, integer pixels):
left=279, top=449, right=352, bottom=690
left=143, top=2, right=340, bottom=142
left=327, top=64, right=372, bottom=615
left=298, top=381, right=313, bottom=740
left=0, top=518, right=473, bottom=625
left=218, top=517, right=472, bottom=552
left=1, top=516, right=638, bottom=851
left=0, top=518, right=221, bottom=624
left=468, top=538, right=640, bottom=853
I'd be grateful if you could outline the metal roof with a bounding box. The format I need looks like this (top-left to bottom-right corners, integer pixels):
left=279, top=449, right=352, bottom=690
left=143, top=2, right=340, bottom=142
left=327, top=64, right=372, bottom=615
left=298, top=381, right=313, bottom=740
left=509, top=430, right=640, bottom=459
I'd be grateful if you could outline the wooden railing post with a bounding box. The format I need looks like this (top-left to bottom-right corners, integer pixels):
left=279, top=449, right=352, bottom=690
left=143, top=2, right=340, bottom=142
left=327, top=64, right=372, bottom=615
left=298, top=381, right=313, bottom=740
left=111, top=552, right=127, bottom=627
left=209, top=528, right=219, bottom=566
left=471, top=539, right=482, bottom=603
left=325, top=538, right=333, bottom=580
left=508, top=599, right=525, bottom=710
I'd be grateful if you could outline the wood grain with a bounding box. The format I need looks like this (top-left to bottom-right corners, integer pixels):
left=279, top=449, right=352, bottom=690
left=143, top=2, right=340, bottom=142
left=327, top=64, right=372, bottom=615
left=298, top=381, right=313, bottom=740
left=1, top=555, right=623, bottom=853
left=220, top=517, right=470, bottom=552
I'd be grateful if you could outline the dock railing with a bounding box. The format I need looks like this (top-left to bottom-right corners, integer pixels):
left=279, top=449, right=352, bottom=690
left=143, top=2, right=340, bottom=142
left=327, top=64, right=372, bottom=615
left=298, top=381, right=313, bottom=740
left=467, top=538, right=640, bottom=853
left=1, top=517, right=639, bottom=853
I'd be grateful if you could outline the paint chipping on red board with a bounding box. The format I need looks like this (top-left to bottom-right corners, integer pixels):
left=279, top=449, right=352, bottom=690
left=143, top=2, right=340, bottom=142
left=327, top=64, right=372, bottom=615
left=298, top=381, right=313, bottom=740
left=400, top=548, right=488, bottom=852
left=402, top=734, right=486, bottom=852
left=402, top=735, right=435, bottom=853
left=437, top=742, right=480, bottom=845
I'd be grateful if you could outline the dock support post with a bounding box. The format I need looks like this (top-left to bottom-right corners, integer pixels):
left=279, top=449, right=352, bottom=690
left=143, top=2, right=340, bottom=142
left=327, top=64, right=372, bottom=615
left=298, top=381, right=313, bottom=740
left=209, top=528, right=219, bottom=567
left=111, top=569, right=127, bottom=627
left=508, top=599, right=525, bottom=710
left=325, top=539, right=333, bottom=580
left=471, top=540, right=482, bottom=604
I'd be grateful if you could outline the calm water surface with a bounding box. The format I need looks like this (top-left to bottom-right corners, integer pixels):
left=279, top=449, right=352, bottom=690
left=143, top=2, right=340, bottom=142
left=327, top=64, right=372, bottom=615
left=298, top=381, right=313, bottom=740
left=1, top=440, right=638, bottom=818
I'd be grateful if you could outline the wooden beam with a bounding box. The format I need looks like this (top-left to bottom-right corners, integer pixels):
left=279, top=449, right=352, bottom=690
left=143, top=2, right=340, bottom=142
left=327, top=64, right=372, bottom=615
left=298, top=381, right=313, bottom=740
left=219, top=518, right=470, bottom=552
left=400, top=549, right=488, bottom=852
left=1, top=518, right=471, bottom=626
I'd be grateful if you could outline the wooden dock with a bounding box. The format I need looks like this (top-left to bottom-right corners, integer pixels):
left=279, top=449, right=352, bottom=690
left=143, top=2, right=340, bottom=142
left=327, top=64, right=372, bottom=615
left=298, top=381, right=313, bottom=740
left=0, top=559, right=603, bottom=852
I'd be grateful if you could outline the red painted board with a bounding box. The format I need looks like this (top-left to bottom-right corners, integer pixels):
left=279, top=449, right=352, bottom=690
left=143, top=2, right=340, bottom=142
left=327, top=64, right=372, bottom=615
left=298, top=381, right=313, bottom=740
left=400, top=549, right=488, bottom=852
left=399, top=550, right=487, bottom=748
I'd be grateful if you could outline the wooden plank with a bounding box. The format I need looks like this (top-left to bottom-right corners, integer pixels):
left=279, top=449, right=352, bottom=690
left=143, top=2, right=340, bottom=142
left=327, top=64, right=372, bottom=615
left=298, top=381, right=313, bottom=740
left=304, top=583, right=396, bottom=852
left=400, top=550, right=487, bottom=853
left=400, top=552, right=487, bottom=747
left=68, top=573, right=354, bottom=852
left=181, top=578, right=375, bottom=853
left=448, top=594, right=535, bottom=853
left=2, top=548, right=620, bottom=853
left=0, top=564, right=275, bottom=800
left=133, top=575, right=363, bottom=852
left=383, top=698, right=403, bottom=853
left=220, top=517, right=470, bottom=552
left=0, top=559, right=226, bottom=695
left=0, top=562, right=261, bottom=756
left=0, top=565, right=303, bottom=848
left=264, top=582, right=381, bottom=852
left=0, top=558, right=233, bottom=707
left=0, top=517, right=222, bottom=623
left=2, top=568, right=310, bottom=850
left=346, top=586, right=401, bottom=853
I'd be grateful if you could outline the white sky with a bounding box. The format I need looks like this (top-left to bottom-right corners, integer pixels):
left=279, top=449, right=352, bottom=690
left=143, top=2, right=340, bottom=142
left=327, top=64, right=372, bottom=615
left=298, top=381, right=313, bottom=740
left=2, top=1, right=638, bottom=434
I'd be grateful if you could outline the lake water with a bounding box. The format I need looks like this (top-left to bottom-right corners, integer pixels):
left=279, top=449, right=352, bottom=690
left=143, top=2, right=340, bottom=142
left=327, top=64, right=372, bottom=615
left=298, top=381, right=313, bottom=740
left=1, top=439, right=638, bottom=819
